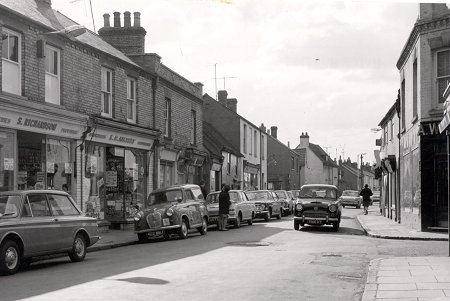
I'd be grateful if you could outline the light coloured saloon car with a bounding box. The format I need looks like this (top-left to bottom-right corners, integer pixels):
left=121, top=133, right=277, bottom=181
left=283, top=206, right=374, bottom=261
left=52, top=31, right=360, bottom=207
left=0, top=190, right=100, bottom=275
left=339, top=190, right=362, bottom=208
left=206, top=190, right=255, bottom=228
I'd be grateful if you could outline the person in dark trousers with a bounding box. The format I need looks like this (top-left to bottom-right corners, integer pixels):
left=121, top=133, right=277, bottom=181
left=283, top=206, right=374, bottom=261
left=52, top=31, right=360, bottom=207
left=218, top=184, right=231, bottom=231
left=359, top=184, right=373, bottom=215
left=199, top=180, right=207, bottom=199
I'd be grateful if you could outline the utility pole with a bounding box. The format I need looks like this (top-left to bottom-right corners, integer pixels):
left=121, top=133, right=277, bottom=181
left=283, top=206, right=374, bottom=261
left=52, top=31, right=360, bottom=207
left=360, top=153, right=366, bottom=190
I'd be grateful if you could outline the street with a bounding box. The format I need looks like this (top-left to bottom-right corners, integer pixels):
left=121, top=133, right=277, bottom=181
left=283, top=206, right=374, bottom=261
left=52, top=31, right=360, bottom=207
left=0, top=207, right=447, bottom=301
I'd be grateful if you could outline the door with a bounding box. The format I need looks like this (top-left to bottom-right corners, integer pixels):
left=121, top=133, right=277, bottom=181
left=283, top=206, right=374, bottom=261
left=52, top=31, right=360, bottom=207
left=185, top=189, right=202, bottom=226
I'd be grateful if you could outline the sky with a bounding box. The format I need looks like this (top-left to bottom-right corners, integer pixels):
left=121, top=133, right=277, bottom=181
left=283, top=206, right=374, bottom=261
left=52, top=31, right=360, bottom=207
left=52, top=0, right=420, bottom=166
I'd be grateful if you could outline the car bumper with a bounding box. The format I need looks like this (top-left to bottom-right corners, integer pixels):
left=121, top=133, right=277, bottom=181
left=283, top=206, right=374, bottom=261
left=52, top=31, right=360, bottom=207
left=89, top=235, right=101, bottom=246
left=294, top=216, right=339, bottom=222
left=135, top=225, right=180, bottom=234
left=254, top=210, right=269, bottom=219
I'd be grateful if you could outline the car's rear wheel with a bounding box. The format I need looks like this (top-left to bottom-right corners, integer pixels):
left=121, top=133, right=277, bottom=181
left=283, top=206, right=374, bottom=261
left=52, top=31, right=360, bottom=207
left=264, top=211, right=271, bottom=222
left=198, top=217, right=207, bottom=235
left=178, top=218, right=189, bottom=239
left=0, top=240, right=21, bottom=275
left=234, top=213, right=242, bottom=228
left=294, top=220, right=300, bottom=230
left=68, top=234, right=87, bottom=262
left=247, top=214, right=253, bottom=226
left=138, top=233, right=150, bottom=242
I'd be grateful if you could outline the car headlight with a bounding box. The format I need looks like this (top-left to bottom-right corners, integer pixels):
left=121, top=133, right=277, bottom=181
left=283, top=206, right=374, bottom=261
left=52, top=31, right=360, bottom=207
left=296, top=203, right=303, bottom=211
left=166, top=208, right=174, bottom=217
left=134, top=211, right=143, bottom=222
left=329, top=204, right=337, bottom=212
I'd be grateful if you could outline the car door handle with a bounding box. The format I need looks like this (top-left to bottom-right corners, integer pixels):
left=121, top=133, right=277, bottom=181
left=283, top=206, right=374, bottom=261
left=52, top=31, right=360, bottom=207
left=53, top=218, right=59, bottom=222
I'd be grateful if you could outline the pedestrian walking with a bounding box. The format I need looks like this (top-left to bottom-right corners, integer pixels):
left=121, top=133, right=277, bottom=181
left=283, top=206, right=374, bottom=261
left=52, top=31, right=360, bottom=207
left=218, top=184, right=231, bottom=231
left=359, top=184, right=373, bottom=215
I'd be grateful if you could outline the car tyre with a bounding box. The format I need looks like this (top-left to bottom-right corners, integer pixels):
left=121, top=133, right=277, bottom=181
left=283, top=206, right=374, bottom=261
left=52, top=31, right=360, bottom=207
left=68, top=234, right=87, bottom=262
left=0, top=240, right=21, bottom=276
left=264, top=211, right=271, bottom=222
left=198, top=217, right=207, bottom=235
left=138, top=233, right=150, bottom=243
left=234, top=213, right=242, bottom=228
left=247, top=215, right=253, bottom=226
left=294, top=220, right=300, bottom=230
left=178, top=218, right=189, bottom=239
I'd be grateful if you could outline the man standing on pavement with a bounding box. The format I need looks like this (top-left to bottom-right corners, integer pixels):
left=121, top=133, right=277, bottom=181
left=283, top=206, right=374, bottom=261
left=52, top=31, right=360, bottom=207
left=359, top=184, right=373, bottom=215
left=218, top=184, right=231, bottom=231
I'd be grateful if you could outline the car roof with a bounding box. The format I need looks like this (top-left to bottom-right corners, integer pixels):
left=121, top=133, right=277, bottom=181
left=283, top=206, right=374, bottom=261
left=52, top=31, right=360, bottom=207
left=0, top=190, right=70, bottom=196
left=150, top=184, right=200, bottom=194
left=343, top=190, right=358, bottom=192
left=246, top=190, right=270, bottom=193
left=208, top=190, right=243, bottom=195
left=301, top=184, right=338, bottom=189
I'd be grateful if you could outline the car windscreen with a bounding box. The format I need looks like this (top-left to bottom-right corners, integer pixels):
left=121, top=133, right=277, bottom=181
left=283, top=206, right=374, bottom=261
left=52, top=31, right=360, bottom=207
left=342, top=191, right=359, bottom=197
left=246, top=191, right=271, bottom=201
left=274, top=191, right=287, bottom=198
left=148, top=190, right=182, bottom=206
left=299, top=187, right=336, bottom=200
left=0, top=195, right=21, bottom=218
left=206, top=193, right=219, bottom=204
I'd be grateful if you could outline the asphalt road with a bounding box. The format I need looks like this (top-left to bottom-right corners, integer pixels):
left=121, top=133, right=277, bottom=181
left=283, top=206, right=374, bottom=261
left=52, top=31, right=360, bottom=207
left=1, top=207, right=448, bottom=301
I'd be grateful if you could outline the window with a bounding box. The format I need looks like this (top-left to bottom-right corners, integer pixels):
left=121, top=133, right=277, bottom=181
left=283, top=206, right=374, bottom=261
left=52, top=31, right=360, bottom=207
left=164, top=98, right=171, bottom=137
left=437, top=50, right=450, bottom=104
left=101, top=67, right=113, bottom=117
left=261, top=135, right=265, bottom=160
left=291, top=157, right=295, bottom=170
left=254, top=130, right=257, bottom=158
left=227, top=153, right=231, bottom=174
left=413, top=59, right=418, bottom=117
left=383, top=126, right=388, bottom=146
left=127, top=77, right=136, bottom=123
left=45, top=45, right=60, bottom=105
left=243, top=124, right=247, bottom=153
left=2, top=28, right=21, bottom=95
left=27, top=194, right=51, bottom=217
left=159, top=161, right=173, bottom=188
left=190, top=110, right=197, bottom=144
left=48, top=194, right=79, bottom=216
left=401, top=79, right=405, bottom=130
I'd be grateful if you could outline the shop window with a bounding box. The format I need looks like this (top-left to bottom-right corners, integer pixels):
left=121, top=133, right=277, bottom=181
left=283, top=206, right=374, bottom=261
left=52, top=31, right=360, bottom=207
left=101, top=67, right=113, bottom=117
left=46, top=138, right=71, bottom=191
left=2, top=28, right=21, bottom=95
left=0, top=131, right=15, bottom=191
left=85, top=144, right=105, bottom=219
left=18, top=132, right=45, bottom=190
left=45, top=45, right=60, bottom=105
left=127, top=77, right=136, bottom=123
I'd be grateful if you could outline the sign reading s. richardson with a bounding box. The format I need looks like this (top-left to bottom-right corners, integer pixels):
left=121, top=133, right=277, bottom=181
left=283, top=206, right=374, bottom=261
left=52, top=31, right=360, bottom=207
left=0, top=109, right=84, bottom=139
left=88, top=127, right=154, bottom=150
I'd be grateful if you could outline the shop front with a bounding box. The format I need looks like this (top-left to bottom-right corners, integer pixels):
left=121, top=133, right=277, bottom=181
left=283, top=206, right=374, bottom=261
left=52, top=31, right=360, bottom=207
left=243, top=161, right=259, bottom=191
left=83, top=117, right=158, bottom=228
left=0, top=98, right=87, bottom=194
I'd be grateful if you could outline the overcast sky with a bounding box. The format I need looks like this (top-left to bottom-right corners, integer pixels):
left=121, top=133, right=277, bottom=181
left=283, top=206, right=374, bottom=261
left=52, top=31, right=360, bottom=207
left=52, top=0, right=420, bottom=165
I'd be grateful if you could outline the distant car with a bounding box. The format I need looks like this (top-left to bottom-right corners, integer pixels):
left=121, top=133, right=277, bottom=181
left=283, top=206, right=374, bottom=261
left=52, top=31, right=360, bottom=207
left=339, top=190, right=362, bottom=208
left=134, top=184, right=208, bottom=241
left=290, top=190, right=301, bottom=199
left=245, top=190, right=282, bottom=221
left=0, top=190, right=100, bottom=275
left=206, top=190, right=255, bottom=228
left=273, top=190, right=292, bottom=215
left=294, top=184, right=342, bottom=231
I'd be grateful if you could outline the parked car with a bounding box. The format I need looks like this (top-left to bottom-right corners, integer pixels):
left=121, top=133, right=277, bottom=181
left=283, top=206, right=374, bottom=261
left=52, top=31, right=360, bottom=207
left=134, top=184, right=208, bottom=242
left=0, top=190, right=100, bottom=275
left=290, top=190, right=301, bottom=199
left=245, top=190, right=282, bottom=221
left=286, top=191, right=297, bottom=214
left=293, top=184, right=342, bottom=231
left=273, top=190, right=292, bottom=215
left=339, top=190, right=362, bottom=208
left=206, top=190, right=255, bottom=228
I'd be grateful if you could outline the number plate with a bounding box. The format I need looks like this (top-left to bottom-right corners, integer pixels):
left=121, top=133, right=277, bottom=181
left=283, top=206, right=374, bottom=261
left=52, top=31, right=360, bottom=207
left=150, top=231, right=163, bottom=236
left=162, top=218, right=170, bottom=226
left=308, top=220, right=321, bottom=225
left=209, top=216, right=219, bottom=222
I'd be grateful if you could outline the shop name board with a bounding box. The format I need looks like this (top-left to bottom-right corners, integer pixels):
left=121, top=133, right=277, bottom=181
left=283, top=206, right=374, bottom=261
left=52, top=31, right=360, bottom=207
left=109, top=135, right=135, bottom=144
left=17, top=117, right=57, bottom=131
left=418, top=122, right=440, bottom=136
left=88, top=129, right=154, bottom=150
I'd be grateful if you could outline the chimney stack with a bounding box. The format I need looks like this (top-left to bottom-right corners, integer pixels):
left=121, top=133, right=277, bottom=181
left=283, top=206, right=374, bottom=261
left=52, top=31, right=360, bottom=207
left=103, top=13, right=111, bottom=27
left=270, top=126, right=278, bottom=139
left=227, top=98, right=237, bottom=113
left=300, top=132, right=310, bottom=148
left=124, top=11, right=131, bottom=27
left=194, top=82, right=203, bottom=95
left=259, top=123, right=267, bottom=133
left=98, top=11, right=147, bottom=55
left=217, top=90, right=228, bottom=106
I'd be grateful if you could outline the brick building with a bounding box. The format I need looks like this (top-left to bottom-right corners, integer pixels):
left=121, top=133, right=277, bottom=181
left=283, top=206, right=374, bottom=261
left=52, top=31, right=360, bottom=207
left=265, top=125, right=301, bottom=190
left=396, top=3, right=449, bottom=231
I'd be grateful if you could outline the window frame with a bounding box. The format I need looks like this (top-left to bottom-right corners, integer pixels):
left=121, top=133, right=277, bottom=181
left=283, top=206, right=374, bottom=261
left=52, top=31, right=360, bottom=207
left=436, top=49, right=450, bottom=104
left=126, top=77, right=136, bottom=123
left=243, top=124, right=247, bottom=153
left=101, top=67, right=113, bottom=118
left=164, top=98, right=172, bottom=137
left=45, top=44, right=61, bottom=105
left=2, top=27, right=21, bottom=95
left=190, top=109, right=197, bottom=145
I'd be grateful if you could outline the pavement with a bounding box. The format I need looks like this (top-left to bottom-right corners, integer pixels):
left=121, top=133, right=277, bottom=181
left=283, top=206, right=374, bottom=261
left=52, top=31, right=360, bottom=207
left=86, top=205, right=450, bottom=301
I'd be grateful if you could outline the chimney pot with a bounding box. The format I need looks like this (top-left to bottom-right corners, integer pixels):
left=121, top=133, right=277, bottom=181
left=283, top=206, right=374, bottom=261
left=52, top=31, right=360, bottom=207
left=124, top=11, right=131, bottom=27
left=259, top=123, right=267, bottom=133
left=270, top=126, right=278, bottom=139
left=113, top=12, right=121, bottom=27
left=134, top=12, right=141, bottom=27
left=103, top=13, right=110, bottom=27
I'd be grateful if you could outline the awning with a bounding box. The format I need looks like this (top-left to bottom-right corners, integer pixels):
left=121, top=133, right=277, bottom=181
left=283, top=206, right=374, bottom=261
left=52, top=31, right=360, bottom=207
left=439, top=112, right=450, bottom=133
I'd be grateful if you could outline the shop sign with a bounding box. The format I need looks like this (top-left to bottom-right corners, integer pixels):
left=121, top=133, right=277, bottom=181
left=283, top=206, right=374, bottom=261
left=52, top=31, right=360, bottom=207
left=88, top=128, right=154, bottom=150
left=418, top=122, right=441, bottom=136
left=3, top=158, right=14, bottom=171
left=0, top=109, right=84, bottom=139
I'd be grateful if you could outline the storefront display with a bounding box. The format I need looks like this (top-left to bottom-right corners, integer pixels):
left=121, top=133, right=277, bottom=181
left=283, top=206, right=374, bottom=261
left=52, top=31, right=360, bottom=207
left=0, top=130, right=15, bottom=191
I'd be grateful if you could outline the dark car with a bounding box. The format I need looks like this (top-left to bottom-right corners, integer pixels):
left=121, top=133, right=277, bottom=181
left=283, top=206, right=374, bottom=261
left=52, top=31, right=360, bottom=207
left=206, top=190, right=255, bottom=228
left=134, top=184, right=208, bottom=241
left=245, top=190, right=282, bottom=221
left=293, top=184, right=342, bottom=231
left=273, top=190, right=292, bottom=215
left=0, top=190, right=100, bottom=275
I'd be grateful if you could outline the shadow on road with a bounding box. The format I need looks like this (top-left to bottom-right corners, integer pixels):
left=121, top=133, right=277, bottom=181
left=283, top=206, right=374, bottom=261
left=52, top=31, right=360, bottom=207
left=298, top=226, right=365, bottom=236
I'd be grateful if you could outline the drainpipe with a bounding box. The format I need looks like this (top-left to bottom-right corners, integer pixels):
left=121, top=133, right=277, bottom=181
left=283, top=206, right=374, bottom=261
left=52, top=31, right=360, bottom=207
left=152, top=77, right=158, bottom=190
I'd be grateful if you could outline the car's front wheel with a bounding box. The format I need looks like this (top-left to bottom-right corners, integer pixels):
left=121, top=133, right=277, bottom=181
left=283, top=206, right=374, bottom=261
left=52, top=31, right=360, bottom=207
left=179, top=218, right=189, bottom=239
left=68, top=234, right=87, bottom=262
left=198, top=217, right=207, bottom=235
left=0, top=240, right=21, bottom=275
